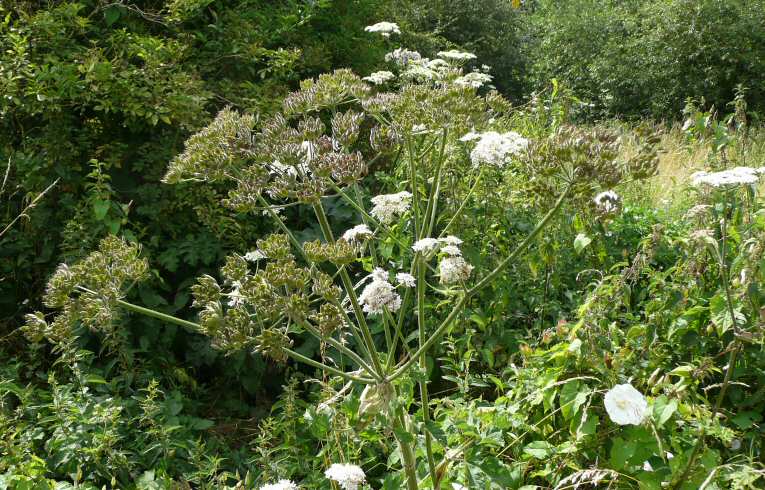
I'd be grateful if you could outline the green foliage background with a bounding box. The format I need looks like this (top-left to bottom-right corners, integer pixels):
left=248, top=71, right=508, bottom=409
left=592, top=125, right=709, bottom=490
left=1, top=0, right=765, bottom=487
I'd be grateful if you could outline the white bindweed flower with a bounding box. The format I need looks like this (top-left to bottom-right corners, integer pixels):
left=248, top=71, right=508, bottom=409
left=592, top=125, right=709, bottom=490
left=440, top=245, right=462, bottom=256
left=359, top=269, right=401, bottom=315
left=342, top=224, right=373, bottom=243
left=413, top=238, right=440, bottom=253
left=437, top=49, right=477, bottom=61
left=364, top=21, right=400, bottom=37
left=604, top=383, right=648, bottom=426
left=454, top=72, right=493, bottom=89
left=259, top=480, right=298, bottom=490
left=666, top=451, right=675, bottom=459
left=642, top=461, right=653, bottom=472
left=438, top=256, right=473, bottom=284
left=385, top=48, right=421, bottom=66
left=470, top=131, right=529, bottom=167
left=363, top=70, right=395, bottom=85
left=370, top=191, right=412, bottom=224
left=594, top=190, right=620, bottom=214
left=691, top=167, right=763, bottom=188
left=395, top=272, right=416, bottom=288
left=244, top=250, right=267, bottom=262
left=325, top=463, right=366, bottom=490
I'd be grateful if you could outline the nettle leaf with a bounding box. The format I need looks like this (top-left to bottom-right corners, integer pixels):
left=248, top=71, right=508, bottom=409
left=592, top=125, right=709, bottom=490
left=710, top=293, right=746, bottom=335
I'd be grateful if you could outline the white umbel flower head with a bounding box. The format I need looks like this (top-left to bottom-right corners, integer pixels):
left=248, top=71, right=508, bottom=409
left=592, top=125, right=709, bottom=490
left=439, top=235, right=463, bottom=246
left=385, top=48, right=421, bottom=66
left=395, top=272, right=416, bottom=288
left=593, top=190, right=620, bottom=214
left=244, top=250, right=267, bottom=262
left=325, top=463, right=366, bottom=490
left=259, top=480, right=298, bottom=490
left=359, top=269, right=401, bottom=315
left=459, top=131, right=481, bottom=142
left=363, top=71, right=395, bottom=85
left=412, top=237, right=440, bottom=253
left=342, top=224, right=373, bottom=243
left=604, top=383, right=648, bottom=426
left=470, top=131, right=529, bottom=167
left=370, top=191, right=412, bottom=224
left=437, top=49, right=477, bottom=61
left=454, top=72, right=493, bottom=89
left=438, top=256, right=473, bottom=284
left=691, top=167, right=764, bottom=188
left=440, top=245, right=462, bottom=256
left=364, top=21, right=400, bottom=37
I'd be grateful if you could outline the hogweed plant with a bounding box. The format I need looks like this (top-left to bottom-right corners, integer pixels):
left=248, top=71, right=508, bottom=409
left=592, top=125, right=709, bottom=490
left=24, top=24, right=658, bottom=489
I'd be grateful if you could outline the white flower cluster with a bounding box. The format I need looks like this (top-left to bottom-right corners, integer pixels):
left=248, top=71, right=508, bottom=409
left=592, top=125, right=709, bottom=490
left=395, top=272, right=416, bottom=288
left=593, top=190, right=620, bottom=214
left=468, top=131, right=529, bottom=167
left=604, top=383, right=648, bottom=426
left=691, top=166, right=765, bottom=188
left=363, top=70, right=395, bottom=85
left=359, top=268, right=402, bottom=315
left=325, top=463, right=366, bottom=490
left=437, top=49, right=477, bottom=61
left=342, top=224, right=373, bottom=243
left=364, top=21, right=400, bottom=37
left=454, top=72, right=493, bottom=89
left=412, top=235, right=463, bottom=255
left=384, top=48, right=421, bottom=66
left=244, top=249, right=267, bottom=262
left=370, top=191, right=412, bottom=224
left=259, top=480, right=298, bottom=490
left=439, top=255, right=473, bottom=285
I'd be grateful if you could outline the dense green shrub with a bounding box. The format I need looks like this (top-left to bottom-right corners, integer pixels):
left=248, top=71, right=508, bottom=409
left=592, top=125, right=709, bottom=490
left=527, top=0, right=765, bottom=119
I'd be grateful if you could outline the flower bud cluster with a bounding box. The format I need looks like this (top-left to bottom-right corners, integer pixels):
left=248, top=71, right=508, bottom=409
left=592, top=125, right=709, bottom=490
left=25, top=236, right=149, bottom=344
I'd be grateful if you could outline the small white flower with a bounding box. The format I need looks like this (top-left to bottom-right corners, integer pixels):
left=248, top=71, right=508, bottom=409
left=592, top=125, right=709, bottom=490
left=437, top=49, right=477, bottom=61
left=439, top=235, right=463, bottom=246
left=643, top=461, right=654, bottom=472
left=440, top=245, right=462, bottom=256
left=594, top=190, right=620, bottom=214
left=228, top=281, right=243, bottom=307
left=359, top=269, right=401, bottom=315
left=413, top=237, right=440, bottom=253
left=364, top=21, right=400, bottom=37
left=385, top=48, right=421, bottom=66
left=470, top=131, right=529, bottom=167
left=438, top=255, right=473, bottom=284
left=325, top=463, right=366, bottom=490
left=666, top=451, right=675, bottom=459
left=395, top=272, right=416, bottom=288
left=604, top=383, right=648, bottom=426
left=730, top=439, right=741, bottom=451
left=459, top=131, right=481, bottom=142
left=452, top=484, right=467, bottom=490
left=342, top=224, right=373, bottom=243
left=370, top=191, right=412, bottom=224
left=454, top=72, right=493, bottom=89
left=363, top=71, right=395, bottom=85
left=691, top=167, right=762, bottom=188
left=259, top=480, right=298, bottom=490
left=244, top=250, right=267, bottom=262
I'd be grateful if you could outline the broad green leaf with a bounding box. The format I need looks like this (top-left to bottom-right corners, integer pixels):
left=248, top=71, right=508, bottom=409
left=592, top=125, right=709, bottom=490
left=610, top=437, right=637, bottom=470
left=523, top=441, right=554, bottom=459
left=574, top=233, right=592, bottom=254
